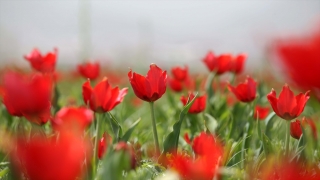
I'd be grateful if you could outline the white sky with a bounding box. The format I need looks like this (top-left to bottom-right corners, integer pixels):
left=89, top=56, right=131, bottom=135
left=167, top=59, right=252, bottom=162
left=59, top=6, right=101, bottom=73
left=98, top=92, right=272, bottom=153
left=0, top=0, right=319, bottom=70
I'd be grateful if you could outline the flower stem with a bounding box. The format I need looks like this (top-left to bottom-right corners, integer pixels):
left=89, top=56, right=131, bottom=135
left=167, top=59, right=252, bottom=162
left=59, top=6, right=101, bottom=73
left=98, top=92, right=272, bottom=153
left=92, top=113, right=101, bottom=179
left=285, top=120, right=290, bottom=155
left=149, top=102, right=160, bottom=155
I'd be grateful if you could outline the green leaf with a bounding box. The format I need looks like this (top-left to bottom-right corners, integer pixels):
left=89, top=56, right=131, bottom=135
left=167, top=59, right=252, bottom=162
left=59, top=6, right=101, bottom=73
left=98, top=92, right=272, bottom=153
left=265, top=112, right=276, bottom=138
left=262, top=133, right=274, bottom=156
left=161, top=93, right=198, bottom=155
left=0, top=167, right=9, bottom=178
left=97, top=148, right=131, bottom=180
left=120, top=118, right=141, bottom=142
left=204, top=113, right=218, bottom=134
left=107, top=112, right=123, bottom=142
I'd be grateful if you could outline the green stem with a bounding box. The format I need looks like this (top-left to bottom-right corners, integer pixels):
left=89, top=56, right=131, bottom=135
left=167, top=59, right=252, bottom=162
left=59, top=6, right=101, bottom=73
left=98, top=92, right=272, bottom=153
left=149, top=102, right=160, bottom=155
left=92, top=113, right=101, bottom=179
left=285, top=120, right=291, bottom=155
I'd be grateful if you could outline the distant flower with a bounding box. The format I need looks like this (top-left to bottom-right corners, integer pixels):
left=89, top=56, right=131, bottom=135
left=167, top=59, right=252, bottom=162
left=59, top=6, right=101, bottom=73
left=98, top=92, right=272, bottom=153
left=2, top=71, right=52, bottom=124
left=171, top=65, right=188, bottom=81
left=51, top=107, right=94, bottom=132
left=82, top=78, right=128, bottom=113
left=77, top=61, right=100, bottom=80
left=230, top=53, right=247, bottom=74
left=114, top=142, right=137, bottom=169
left=202, top=51, right=232, bottom=75
left=128, top=64, right=167, bottom=102
left=181, top=93, right=206, bottom=114
left=168, top=77, right=183, bottom=92
left=24, top=48, right=57, bottom=73
left=98, top=132, right=112, bottom=159
left=228, top=76, right=257, bottom=103
left=267, top=84, right=309, bottom=120
left=254, top=105, right=270, bottom=120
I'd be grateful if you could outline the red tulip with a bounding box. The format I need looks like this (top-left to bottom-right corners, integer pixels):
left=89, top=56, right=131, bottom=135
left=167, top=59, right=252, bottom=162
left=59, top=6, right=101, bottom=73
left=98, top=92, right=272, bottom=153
left=181, top=93, right=206, bottom=114
left=12, top=132, right=91, bottom=180
left=24, top=48, right=57, bottom=73
left=184, top=133, right=192, bottom=144
left=169, top=132, right=223, bottom=180
left=51, top=107, right=94, bottom=132
left=274, top=31, right=320, bottom=98
left=2, top=71, right=53, bottom=125
left=230, top=53, right=247, bottom=74
left=267, top=84, right=310, bottom=120
left=290, top=120, right=302, bottom=139
left=171, top=65, right=188, bottom=81
left=192, top=132, right=223, bottom=158
left=77, top=61, right=100, bottom=80
left=128, top=64, right=167, bottom=102
left=202, top=51, right=232, bottom=75
left=254, top=105, right=270, bottom=120
left=98, top=132, right=112, bottom=159
left=82, top=78, right=128, bottom=113
left=168, top=77, right=183, bottom=92
left=228, top=76, right=257, bottom=103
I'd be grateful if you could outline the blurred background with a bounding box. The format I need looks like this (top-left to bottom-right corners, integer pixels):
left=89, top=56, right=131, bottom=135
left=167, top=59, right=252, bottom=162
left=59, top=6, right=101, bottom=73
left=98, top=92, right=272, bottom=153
left=0, top=0, right=319, bottom=70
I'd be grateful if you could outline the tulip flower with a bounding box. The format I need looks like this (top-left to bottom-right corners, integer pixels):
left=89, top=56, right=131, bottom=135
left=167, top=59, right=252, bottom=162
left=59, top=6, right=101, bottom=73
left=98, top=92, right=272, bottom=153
left=12, top=132, right=91, bottom=180
left=181, top=93, right=206, bottom=114
left=290, top=118, right=317, bottom=140
left=77, top=61, right=100, bottom=80
left=82, top=78, right=128, bottom=113
left=2, top=71, right=53, bottom=125
left=171, top=65, right=188, bottom=81
left=51, top=107, right=94, bottom=132
left=98, top=132, right=112, bottom=159
left=227, top=76, right=257, bottom=103
left=230, top=53, right=247, bottom=74
left=168, top=77, right=183, bottom=92
left=274, top=31, right=320, bottom=98
left=202, top=51, right=232, bottom=75
left=267, top=84, right=309, bottom=121
left=24, top=48, right=57, bottom=73
left=169, top=132, right=223, bottom=180
left=290, top=120, right=303, bottom=139
left=128, top=64, right=167, bottom=102
left=254, top=105, right=270, bottom=120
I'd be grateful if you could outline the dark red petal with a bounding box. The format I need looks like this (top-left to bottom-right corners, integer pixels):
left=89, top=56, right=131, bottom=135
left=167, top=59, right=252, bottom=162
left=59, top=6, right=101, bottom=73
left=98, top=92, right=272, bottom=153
left=82, top=80, right=92, bottom=106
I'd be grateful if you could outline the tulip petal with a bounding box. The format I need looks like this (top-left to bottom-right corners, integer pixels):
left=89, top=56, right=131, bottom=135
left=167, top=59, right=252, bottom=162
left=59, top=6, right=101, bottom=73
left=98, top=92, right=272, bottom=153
left=82, top=80, right=92, bottom=106
left=277, top=85, right=296, bottom=119
left=267, top=89, right=281, bottom=117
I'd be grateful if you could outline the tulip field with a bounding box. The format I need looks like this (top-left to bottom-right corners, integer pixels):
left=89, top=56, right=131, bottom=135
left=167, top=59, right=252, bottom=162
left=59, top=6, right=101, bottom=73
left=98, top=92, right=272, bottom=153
left=0, top=32, right=319, bottom=180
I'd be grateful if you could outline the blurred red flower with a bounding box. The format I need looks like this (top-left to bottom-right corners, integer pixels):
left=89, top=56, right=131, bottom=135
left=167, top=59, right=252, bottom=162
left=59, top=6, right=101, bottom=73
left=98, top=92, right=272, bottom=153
left=12, top=132, right=91, bottom=180
left=258, top=156, right=320, bottom=180
left=171, top=65, right=188, bottom=81
left=181, top=93, right=206, bottom=114
left=24, top=48, right=57, bottom=73
left=77, top=61, right=100, bottom=80
left=230, top=53, right=247, bottom=74
left=128, top=64, right=167, bottom=102
left=202, top=51, right=232, bottom=75
left=82, top=78, right=128, bottom=113
left=168, top=77, right=183, bottom=92
left=98, top=132, right=112, bottom=159
left=51, top=107, right=94, bottom=132
left=267, top=84, right=309, bottom=120
left=169, top=132, right=223, bottom=180
left=228, top=76, right=257, bottom=103
left=253, top=105, right=270, bottom=120
left=274, top=31, right=320, bottom=98
left=2, top=71, right=52, bottom=125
